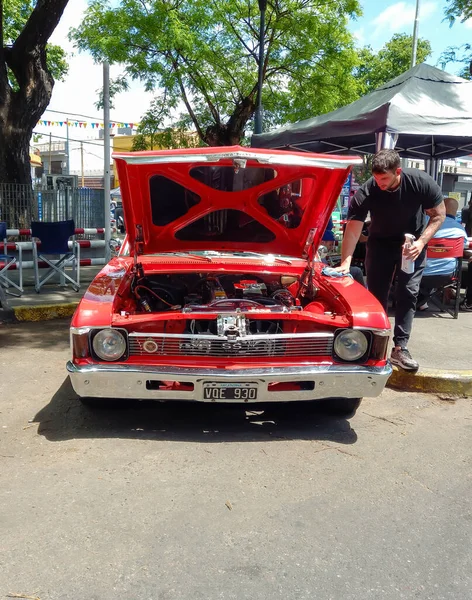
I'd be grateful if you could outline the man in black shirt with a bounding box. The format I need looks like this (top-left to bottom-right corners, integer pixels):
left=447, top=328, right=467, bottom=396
left=462, top=199, right=472, bottom=236
left=335, top=149, right=445, bottom=370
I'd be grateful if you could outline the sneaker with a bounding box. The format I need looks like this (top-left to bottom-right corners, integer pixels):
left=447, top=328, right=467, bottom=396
left=390, top=347, right=419, bottom=371
left=460, top=301, right=472, bottom=312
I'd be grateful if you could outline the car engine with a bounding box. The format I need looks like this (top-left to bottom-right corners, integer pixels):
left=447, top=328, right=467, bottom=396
left=131, top=271, right=300, bottom=315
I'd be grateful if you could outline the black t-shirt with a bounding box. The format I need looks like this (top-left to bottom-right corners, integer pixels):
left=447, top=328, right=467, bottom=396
left=348, top=168, right=443, bottom=243
left=462, top=207, right=470, bottom=231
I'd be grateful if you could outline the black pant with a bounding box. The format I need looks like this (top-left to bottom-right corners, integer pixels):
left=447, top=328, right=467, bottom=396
left=365, top=240, right=426, bottom=348
left=350, top=266, right=366, bottom=287
left=466, top=261, right=472, bottom=304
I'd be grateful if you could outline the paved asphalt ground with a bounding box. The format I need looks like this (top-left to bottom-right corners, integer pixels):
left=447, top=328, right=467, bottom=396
left=1, top=320, right=472, bottom=600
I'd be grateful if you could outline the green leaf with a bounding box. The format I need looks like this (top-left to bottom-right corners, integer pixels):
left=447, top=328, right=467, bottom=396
left=442, top=1, right=472, bottom=76
left=354, top=34, right=432, bottom=95
left=3, top=0, right=68, bottom=81
left=70, top=0, right=363, bottom=145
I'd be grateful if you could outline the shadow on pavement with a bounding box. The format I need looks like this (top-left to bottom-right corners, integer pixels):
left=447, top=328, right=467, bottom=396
left=388, top=306, right=454, bottom=320
left=0, top=318, right=71, bottom=349
left=413, top=308, right=457, bottom=319
left=33, top=378, right=358, bottom=445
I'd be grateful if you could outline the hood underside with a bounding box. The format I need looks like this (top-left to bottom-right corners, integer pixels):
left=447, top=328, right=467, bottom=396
left=113, top=146, right=362, bottom=258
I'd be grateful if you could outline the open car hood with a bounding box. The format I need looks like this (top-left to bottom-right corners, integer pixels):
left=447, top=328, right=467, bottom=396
left=113, top=146, right=362, bottom=258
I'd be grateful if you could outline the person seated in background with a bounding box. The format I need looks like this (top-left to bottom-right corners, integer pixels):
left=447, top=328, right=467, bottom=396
left=322, top=217, right=366, bottom=287
left=321, top=216, right=336, bottom=251
left=417, top=197, right=468, bottom=311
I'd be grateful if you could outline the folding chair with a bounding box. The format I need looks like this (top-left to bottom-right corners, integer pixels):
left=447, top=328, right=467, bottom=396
left=0, top=221, right=23, bottom=296
left=31, top=220, right=80, bottom=293
left=424, top=237, right=464, bottom=319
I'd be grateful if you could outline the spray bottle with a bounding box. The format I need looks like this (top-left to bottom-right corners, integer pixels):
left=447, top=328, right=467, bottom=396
left=401, top=233, right=416, bottom=274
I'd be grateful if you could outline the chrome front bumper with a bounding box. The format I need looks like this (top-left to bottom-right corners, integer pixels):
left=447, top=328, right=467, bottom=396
left=67, top=362, right=392, bottom=403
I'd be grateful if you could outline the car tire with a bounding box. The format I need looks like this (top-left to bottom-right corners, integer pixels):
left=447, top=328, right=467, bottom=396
left=317, top=397, right=362, bottom=418
left=115, top=208, right=125, bottom=233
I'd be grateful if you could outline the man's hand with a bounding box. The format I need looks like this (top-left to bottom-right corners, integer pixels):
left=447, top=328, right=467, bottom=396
left=403, top=239, right=425, bottom=261
left=333, top=260, right=351, bottom=275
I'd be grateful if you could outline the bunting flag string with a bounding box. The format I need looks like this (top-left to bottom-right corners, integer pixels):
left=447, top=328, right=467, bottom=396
left=37, top=119, right=138, bottom=129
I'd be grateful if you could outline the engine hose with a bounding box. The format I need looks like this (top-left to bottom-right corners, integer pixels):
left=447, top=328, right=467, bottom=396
left=135, top=285, right=175, bottom=308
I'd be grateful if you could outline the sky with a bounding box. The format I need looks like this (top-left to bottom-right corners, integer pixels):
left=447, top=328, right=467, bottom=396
left=35, top=0, right=472, bottom=145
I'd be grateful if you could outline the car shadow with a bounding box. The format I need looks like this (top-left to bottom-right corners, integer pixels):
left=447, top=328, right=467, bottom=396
left=33, top=378, right=358, bottom=445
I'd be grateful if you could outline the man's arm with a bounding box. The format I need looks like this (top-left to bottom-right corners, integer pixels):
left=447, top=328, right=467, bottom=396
left=334, top=220, right=364, bottom=274
left=403, top=201, right=446, bottom=261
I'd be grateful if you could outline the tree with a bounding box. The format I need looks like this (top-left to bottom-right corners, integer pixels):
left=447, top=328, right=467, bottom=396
left=0, top=0, right=69, bottom=184
left=444, top=0, right=472, bottom=23
left=132, top=95, right=171, bottom=151
left=354, top=34, right=432, bottom=95
left=441, top=0, right=472, bottom=78
left=71, top=0, right=362, bottom=147
left=439, top=45, right=471, bottom=79
left=94, top=75, right=129, bottom=111
left=131, top=94, right=202, bottom=151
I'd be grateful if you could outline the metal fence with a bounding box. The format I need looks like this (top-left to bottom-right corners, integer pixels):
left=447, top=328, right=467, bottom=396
left=0, top=183, right=105, bottom=230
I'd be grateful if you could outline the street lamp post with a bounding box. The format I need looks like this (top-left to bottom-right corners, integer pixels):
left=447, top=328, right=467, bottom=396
left=254, top=0, right=267, bottom=135
left=411, top=0, right=420, bottom=68
left=103, top=62, right=111, bottom=262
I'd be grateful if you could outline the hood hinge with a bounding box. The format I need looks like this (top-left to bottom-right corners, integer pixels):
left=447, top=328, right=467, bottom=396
left=134, top=224, right=144, bottom=268
left=303, top=228, right=317, bottom=260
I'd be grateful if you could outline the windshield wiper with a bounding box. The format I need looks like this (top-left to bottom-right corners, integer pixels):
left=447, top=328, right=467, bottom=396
left=170, top=252, right=213, bottom=263
left=231, top=251, right=293, bottom=266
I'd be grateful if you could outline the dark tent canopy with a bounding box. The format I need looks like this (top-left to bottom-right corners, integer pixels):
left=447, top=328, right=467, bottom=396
left=251, top=64, right=472, bottom=160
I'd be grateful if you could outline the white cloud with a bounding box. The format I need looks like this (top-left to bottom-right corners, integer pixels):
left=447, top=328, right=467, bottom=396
left=464, top=18, right=472, bottom=29
left=372, top=1, right=438, bottom=37
left=353, top=27, right=366, bottom=46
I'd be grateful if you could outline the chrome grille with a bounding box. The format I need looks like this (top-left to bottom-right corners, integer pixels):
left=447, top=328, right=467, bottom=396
left=128, top=332, right=333, bottom=358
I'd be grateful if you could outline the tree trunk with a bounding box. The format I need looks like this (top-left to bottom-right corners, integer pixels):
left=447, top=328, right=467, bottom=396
left=2, top=124, right=33, bottom=184
left=203, top=93, right=256, bottom=146
left=0, top=0, right=70, bottom=185
left=1, top=46, right=54, bottom=186
left=1, top=126, right=36, bottom=227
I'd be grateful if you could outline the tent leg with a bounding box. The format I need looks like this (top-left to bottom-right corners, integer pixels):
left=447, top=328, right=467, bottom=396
left=424, top=159, right=439, bottom=181
left=375, top=132, right=398, bottom=152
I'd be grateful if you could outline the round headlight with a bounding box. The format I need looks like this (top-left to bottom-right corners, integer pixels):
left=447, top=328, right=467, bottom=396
left=92, top=329, right=127, bottom=361
left=334, top=330, right=368, bottom=361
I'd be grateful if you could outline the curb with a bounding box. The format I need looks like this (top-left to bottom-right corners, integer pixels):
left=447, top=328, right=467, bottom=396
left=12, top=302, right=79, bottom=323
left=387, top=366, right=472, bottom=397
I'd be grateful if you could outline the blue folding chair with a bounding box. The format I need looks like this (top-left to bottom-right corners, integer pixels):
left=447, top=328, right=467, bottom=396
left=0, top=221, right=23, bottom=296
left=31, top=220, right=80, bottom=293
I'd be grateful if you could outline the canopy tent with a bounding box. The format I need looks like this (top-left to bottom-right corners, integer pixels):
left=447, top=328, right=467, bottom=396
left=251, top=64, right=472, bottom=164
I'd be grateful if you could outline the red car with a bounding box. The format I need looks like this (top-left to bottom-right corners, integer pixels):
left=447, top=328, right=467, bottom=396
left=67, top=146, right=391, bottom=417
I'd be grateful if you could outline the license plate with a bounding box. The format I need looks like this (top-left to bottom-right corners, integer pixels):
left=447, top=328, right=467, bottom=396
left=203, top=382, right=258, bottom=401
